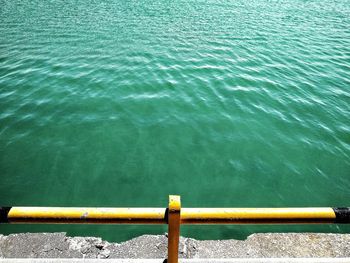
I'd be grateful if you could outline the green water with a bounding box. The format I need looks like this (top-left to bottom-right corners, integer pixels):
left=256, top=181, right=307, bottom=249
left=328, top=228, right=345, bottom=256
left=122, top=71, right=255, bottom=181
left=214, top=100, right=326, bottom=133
left=1, top=0, right=350, bottom=242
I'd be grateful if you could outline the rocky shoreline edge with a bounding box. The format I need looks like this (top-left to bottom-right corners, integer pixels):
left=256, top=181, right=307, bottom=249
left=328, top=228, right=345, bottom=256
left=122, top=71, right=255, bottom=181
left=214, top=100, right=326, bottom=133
left=0, top=233, right=349, bottom=258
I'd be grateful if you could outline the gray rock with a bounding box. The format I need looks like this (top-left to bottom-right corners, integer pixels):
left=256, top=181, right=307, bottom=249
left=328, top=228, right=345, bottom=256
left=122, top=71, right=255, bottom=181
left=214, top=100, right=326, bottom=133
left=67, top=236, right=111, bottom=258
left=196, top=233, right=350, bottom=258
left=0, top=233, right=79, bottom=258
left=0, top=233, right=349, bottom=258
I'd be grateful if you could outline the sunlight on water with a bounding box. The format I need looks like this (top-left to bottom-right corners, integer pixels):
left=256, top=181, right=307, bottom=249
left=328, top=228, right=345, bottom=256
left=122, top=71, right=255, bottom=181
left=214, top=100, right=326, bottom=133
left=0, top=0, right=350, bottom=241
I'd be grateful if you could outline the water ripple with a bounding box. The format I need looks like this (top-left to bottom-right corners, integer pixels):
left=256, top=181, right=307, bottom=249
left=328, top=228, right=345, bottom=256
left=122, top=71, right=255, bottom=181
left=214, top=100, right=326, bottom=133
left=1, top=0, right=350, bottom=241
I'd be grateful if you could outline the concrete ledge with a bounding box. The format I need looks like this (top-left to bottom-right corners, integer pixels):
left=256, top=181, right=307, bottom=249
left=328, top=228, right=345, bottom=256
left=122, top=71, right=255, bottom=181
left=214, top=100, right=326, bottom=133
left=0, top=259, right=350, bottom=263
left=0, top=233, right=350, bottom=258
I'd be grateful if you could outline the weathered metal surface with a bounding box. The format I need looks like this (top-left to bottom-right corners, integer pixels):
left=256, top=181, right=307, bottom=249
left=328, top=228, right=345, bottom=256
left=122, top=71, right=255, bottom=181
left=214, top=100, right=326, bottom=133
left=180, top=208, right=336, bottom=224
left=1, top=207, right=342, bottom=224
left=168, top=195, right=181, bottom=263
left=5, top=207, right=166, bottom=224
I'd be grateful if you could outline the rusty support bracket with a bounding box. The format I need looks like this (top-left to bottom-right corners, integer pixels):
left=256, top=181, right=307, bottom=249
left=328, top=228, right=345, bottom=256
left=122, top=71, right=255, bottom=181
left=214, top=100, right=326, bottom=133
left=167, top=195, right=181, bottom=263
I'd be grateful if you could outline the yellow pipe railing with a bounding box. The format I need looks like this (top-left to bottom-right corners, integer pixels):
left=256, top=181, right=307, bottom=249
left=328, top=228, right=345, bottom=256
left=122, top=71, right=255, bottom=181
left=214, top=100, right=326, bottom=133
left=1, top=195, right=349, bottom=263
left=168, top=195, right=181, bottom=263
left=5, top=207, right=166, bottom=224
left=181, top=208, right=337, bottom=224
left=2, top=207, right=339, bottom=224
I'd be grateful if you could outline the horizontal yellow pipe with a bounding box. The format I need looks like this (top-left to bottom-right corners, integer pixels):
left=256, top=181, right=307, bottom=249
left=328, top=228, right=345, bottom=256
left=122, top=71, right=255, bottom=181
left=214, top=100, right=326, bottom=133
left=181, top=208, right=336, bottom=224
left=7, top=207, right=166, bottom=224
left=3, top=207, right=337, bottom=224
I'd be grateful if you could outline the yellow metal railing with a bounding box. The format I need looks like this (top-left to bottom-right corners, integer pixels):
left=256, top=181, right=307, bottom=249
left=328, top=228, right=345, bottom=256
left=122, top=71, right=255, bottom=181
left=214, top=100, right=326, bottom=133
left=1, top=195, right=350, bottom=263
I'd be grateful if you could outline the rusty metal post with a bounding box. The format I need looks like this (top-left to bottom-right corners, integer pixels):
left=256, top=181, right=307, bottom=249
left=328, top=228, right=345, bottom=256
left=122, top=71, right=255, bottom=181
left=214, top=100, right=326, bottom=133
left=167, top=195, right=181, bottom=263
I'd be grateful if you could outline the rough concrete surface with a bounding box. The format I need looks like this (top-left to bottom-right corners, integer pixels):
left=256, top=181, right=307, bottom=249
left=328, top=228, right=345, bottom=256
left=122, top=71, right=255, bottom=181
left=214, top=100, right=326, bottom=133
left=0, top=233, right=349, bottom=259
left=1, top=260, right=350, bottom=263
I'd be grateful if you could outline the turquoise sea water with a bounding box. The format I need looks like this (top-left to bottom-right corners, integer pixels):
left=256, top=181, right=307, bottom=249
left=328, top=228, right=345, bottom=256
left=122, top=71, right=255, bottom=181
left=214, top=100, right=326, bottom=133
left=0, top=0, right=350, bottom=242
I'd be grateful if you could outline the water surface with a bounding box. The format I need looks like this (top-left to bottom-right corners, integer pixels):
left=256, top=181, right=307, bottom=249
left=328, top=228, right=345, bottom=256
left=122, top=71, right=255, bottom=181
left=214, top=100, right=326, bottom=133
left=1, top=0, right=350, bottom=241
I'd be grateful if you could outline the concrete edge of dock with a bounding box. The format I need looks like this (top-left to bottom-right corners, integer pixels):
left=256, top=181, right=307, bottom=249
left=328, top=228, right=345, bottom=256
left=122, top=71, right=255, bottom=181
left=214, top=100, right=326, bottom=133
left=0, top=259, right=350, bottom=263
left=0, top=233, right=349, bottom=259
